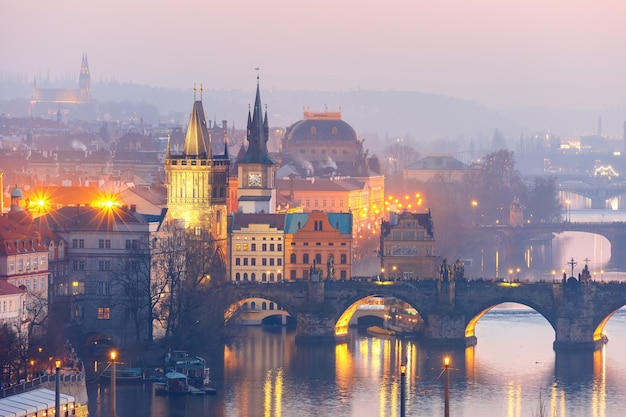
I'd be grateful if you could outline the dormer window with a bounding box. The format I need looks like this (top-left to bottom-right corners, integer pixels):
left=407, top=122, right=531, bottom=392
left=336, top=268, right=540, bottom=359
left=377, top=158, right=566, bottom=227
left=311, top=126, right=316, bottom=135
left=332, top=127, right=338, bottom=135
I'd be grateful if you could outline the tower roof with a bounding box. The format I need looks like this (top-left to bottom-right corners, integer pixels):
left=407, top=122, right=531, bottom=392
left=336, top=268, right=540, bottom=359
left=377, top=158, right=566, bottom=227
left=239, top=78, right=275, bottom=165
left=183, top=99, right=211, bottom=158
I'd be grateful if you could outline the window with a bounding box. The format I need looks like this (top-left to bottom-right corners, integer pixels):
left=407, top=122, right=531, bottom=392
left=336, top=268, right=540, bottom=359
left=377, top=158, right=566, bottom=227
left=262, top=273, right=267, bottom=282
left=98, top=260, right=111, bottom=271
left=243, top=258, right=248, bottom=266
left=251, top=243, right=257, bottom=251
left=290, top=253, right=296, bottom=264
left=323, top=200, right=327, bottom=207
left=251, top=258, right=256, bottom=266
left=290, top=270, right=296, bottom=280
left=262, top=244, right=267, bottom=251
left=270, top=244, right=275, bottom=251
left=236, top=243, right=241, bottom=251
left=97, top=307, right=111, bottom=320
left=315, top=254, right=322, bottom=264
left=97, top=281, right=111, bottom=295
left=72, top=260, right=85, bottom=271
left=235, top=258, right=241, bottom=266
left=314, top=200, right=318, bottom=207
left=262, top=258, right=267, bottom=266
left=277, top=244, right=282, bottom=251
left=341, top=254, right=347, bottom=264
left=71, top=281, right=85, bottom=295
left=277, top=259, right=282, bottom=266
left=341, top=270, right=347, bottom=280
left=303, top=254, right=309, bottom=264
left=99, top=239, right=111, bottom=249
left=269, top=258, right=275, bottom=266
left=235, top=272, right=241, bottom=281
left=33, top=257, right=38, bottom=270
left=79, top=239, right=84, bottom=248
left=243, top=243, right=249, bottom=251
left=18, top=259, right=23, bottom=272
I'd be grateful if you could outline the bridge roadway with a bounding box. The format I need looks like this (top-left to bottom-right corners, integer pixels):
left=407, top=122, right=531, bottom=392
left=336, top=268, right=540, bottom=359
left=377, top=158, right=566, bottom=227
left=212, top=279, right=626, bottom=351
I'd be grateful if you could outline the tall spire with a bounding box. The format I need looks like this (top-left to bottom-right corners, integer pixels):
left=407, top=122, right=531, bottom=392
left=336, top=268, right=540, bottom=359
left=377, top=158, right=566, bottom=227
left=240, top=75, right=274, bottom=164
left=182, top=91, right=211, bottom=158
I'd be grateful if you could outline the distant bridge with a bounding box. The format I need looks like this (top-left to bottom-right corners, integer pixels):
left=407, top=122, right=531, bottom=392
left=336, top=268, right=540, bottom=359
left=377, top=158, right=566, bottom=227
left=557, top=177, right=626, bottom=209
left=211, top=279, right=626, bottom=351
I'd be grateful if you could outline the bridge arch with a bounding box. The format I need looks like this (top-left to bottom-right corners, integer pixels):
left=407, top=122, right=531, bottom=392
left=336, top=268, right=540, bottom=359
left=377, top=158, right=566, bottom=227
left=333, top=290, right=424, bottom=336
left=593, top=300, right=626, bottom=344
left=464, top=298, right=556, bottom=341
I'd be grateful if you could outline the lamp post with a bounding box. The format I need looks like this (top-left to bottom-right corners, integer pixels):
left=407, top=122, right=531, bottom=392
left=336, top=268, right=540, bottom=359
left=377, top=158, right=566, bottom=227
left=444, top=356, right=450, bottom=417
left=109, top=350, right=117, bottom=417
left=55, top=360, right=61, bottom=417
left=508, top=269, right=513, bottom=284
left=400, top=361, right=406, bottom=417
left=516, top=267, right=520, bottom=282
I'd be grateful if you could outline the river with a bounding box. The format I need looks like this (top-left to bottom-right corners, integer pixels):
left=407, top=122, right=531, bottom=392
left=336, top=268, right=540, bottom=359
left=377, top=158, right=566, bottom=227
left=86, top=306, right=626, bottom=417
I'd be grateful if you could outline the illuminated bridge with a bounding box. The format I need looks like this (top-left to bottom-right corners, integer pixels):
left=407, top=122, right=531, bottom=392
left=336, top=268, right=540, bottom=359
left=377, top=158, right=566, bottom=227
left=212, top=279, right=626, bottom=351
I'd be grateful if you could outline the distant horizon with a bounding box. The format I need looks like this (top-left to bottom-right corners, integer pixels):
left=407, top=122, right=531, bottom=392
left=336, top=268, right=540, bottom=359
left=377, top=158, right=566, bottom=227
left=3, top=1, right=626, bottom=111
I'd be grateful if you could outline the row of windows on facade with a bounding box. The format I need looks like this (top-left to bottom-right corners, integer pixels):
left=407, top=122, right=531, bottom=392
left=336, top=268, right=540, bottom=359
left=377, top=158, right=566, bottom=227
left=234, top=257, right=282, bottom=266
left=8, top=256, right=47, bottom=273
left=12, top=276, right=47, bottom=291
left=1, top=299, right=17, bottom=313
left=234, top=272, right=282, bottom=282
left=391, top=231, right=428, bottom=240
left=178, top=187, right=226, bottom=198
left=290, top=253, right=348, bottom=264
left=74, top=306, right=141, bottom=320
left=235, top=243, right=282, bottom=252
left=299, top=199, right=344, bottom=208
left=72, top=239, right=140, bottom=250
left=298, top=148, right=349, bottom=155
left=71, top=259, right=139, bottom=271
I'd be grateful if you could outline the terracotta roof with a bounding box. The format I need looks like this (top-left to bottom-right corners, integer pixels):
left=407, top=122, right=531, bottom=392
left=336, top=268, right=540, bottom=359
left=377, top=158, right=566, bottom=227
left=229, top=213, right=286, bottom=231
left=0, top=279, right=26, bottom=296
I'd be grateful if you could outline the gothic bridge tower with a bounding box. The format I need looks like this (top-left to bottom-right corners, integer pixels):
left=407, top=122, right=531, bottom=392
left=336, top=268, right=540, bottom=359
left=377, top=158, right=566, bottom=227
left=165, top=87, right=230, bottom=256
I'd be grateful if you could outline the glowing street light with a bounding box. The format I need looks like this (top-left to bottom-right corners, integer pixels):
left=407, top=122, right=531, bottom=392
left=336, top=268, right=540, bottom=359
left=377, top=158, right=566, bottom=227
left=109, top=350, right=117, bottom=417
left=400, top=360, right=407, bottom=417
left=444, top=356, right=450, bottom=417
left=55, top=360, right=61, bottom=417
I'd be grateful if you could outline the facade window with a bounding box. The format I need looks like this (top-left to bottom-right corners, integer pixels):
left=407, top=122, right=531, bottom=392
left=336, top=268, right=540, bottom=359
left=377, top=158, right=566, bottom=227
left=262, top=244, right=267, bottom=251
left=99, top=239, right=111, bottom=249
left=98, top=260, right=111, bottom=271
left=290, top=270, right=296, bottom=280
left=270, top=273, right=275, bottom=282
left=262, top=258, right=267, bottom=266
left=72, top=239, right=78, bottom=248
left=236, top=243, right=241, bottom=251
left=235, top=273, right=241, bottom=281
left=315, top=254, right=322, bottom=264
left=323, top=200, right=327, bottom=207
left=277, top=259, right=282, bottom=266
left=269, top=258, right=275, bottom=266
left=262, top=273, right=267, bottom=282
left=251, top=273, right=256, bottom=281
left=341, top=270, right=347, bottom=280
left=340, top=254, right=347, bottom=264
left=18, top=259, right=23, bottom=272
left=251, top=243, right=257, bottom=251
left=314, top=200, right=318, bottom=207
left=290, top=253, right=296, bottom=264
left=340, top=200, right=344, bottom=207
left=303, top=254, right=309, bottom=264
left=243, top=258, right=248, bottom=266
left=243, top=273, right=249, bottom=281
left=277, top=244, right=282, bottom=251
left=270, top=244, right=275, bottom=251
left=79, top=239, right=84, bottom=248
left=97, top=281, right=111, bottom=295
left=235, top=258, right=241, bottom=266
left=97, top=307, right=111, bottom=320
left=9, top=261, right=14, bottom=273
left=251, top=258, right=256, bottom=266
left=72, top=281, right=85, bottom=295
left=74, top=306, right=84, bottom=318
left=33, top=257, right=38, bottom=270
left=243, top=243, right=249, bottom=251
left=72, top=260, right=85, bottom=271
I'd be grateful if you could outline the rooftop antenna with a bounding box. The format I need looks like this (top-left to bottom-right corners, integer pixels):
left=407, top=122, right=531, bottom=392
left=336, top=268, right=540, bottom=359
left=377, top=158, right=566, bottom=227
left=255, top=67, right=260, bottom=83
left=200, top=83, right=203, bottom=101
left=193, top=83, right=197, bottom=101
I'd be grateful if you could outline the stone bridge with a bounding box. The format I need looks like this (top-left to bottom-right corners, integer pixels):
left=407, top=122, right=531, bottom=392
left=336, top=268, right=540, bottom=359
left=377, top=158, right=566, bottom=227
left=484, top=222, right=626, bottom=269
left=212, top=279, right=626, bottom=351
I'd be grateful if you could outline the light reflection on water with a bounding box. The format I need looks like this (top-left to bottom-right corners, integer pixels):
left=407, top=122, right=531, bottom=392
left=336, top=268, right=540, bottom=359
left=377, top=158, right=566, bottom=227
left=88, top=307, right=626, bottom=417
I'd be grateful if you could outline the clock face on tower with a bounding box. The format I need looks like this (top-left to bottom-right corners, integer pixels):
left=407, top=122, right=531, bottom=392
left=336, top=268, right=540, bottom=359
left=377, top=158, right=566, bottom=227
left=248, top=172, right=262, bottom=188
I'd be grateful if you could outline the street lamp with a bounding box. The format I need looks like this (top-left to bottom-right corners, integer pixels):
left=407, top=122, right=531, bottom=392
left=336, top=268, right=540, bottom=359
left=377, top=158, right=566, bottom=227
left=109, top=350, right=117, bottom=417
left=508, top=269, right=513, bottom=284
left=55, top=360, right=61, bottom=417
left=400, top=361, right=407, bottom=417
left=516, top=267, right=520, bottom=282
left=444, top=356, right=450, bottom=417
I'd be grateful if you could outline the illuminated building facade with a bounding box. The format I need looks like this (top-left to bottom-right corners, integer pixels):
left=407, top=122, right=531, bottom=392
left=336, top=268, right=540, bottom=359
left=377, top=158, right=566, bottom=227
left=284, top=211, right=352, bottom=281
left=164, top=91, right=230, bottom=256
left=379, top=210, right=437, bottom=280
left=228, top=213, right=285, bottom=283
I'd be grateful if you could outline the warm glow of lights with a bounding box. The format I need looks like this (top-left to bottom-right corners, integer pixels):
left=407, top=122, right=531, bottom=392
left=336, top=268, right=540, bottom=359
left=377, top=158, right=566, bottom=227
left=444, top=356, right=450, bottom=367
left=110, top=350, right=117, bottom=361
left=55, top=360, right=61, bottom=369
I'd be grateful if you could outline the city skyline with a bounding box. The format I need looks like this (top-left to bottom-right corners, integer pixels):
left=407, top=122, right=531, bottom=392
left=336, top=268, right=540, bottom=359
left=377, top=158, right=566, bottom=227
left=2, top=0, right=626, bottom=110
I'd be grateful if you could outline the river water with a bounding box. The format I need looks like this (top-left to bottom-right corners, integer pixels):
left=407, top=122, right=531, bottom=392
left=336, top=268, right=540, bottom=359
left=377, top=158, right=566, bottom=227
left=86, top=306, right=626, bottom=417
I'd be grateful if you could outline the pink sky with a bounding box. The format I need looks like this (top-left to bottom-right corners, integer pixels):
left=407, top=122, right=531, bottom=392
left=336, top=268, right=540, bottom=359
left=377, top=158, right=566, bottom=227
left=2, top=0, right=626, bottom=108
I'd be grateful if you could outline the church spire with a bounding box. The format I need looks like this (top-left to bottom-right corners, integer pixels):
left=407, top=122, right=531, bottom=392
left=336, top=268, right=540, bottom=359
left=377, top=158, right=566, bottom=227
left=240, top=75, right=274, bottom=164
left=182, top=88, right=211, bottom=158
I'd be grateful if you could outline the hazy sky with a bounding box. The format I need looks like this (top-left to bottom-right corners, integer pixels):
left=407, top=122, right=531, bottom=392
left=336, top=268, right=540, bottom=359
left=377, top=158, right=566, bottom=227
left=2, top=0, right=626, bottom=109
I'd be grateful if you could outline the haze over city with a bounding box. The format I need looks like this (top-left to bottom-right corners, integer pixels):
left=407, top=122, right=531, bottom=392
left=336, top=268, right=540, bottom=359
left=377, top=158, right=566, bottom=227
left=3, top=0, right=626, bottom=113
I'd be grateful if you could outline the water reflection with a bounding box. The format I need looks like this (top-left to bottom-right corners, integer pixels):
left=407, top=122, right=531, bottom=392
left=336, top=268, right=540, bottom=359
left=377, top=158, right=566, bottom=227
left=87, top=308, right=626, bottom=417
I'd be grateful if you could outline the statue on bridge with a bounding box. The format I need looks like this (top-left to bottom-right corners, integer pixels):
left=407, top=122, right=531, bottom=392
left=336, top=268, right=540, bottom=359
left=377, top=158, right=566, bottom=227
left=439, top=259, right=450, bottom=282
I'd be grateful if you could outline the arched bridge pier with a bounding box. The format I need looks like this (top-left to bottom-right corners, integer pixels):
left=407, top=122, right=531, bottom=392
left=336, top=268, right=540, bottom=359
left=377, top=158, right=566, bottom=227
left=213, top=279, right=626, bottom=351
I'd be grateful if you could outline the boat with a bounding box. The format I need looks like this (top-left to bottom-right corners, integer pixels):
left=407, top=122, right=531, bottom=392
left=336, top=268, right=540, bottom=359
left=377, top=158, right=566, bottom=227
left=366, top=325, right=396, bottom=337
left=161, top=350, right=217, bottom=395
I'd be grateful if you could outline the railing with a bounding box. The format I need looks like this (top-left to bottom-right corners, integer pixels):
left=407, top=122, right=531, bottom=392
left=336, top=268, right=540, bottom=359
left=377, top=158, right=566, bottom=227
left=0, top=369, right=85, bottom=398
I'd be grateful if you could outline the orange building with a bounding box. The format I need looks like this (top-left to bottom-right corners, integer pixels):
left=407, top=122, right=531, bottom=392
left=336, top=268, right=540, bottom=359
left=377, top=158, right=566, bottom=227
left=284, top=211, right=352, bottom=281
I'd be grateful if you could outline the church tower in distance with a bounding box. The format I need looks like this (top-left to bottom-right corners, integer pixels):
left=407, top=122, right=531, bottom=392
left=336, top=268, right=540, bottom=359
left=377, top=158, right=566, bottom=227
left=236, top=77, right=278, bottom=213
left=78, top=54, right=91, bottom=103
left=164, top=87, right=230, bottom=253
